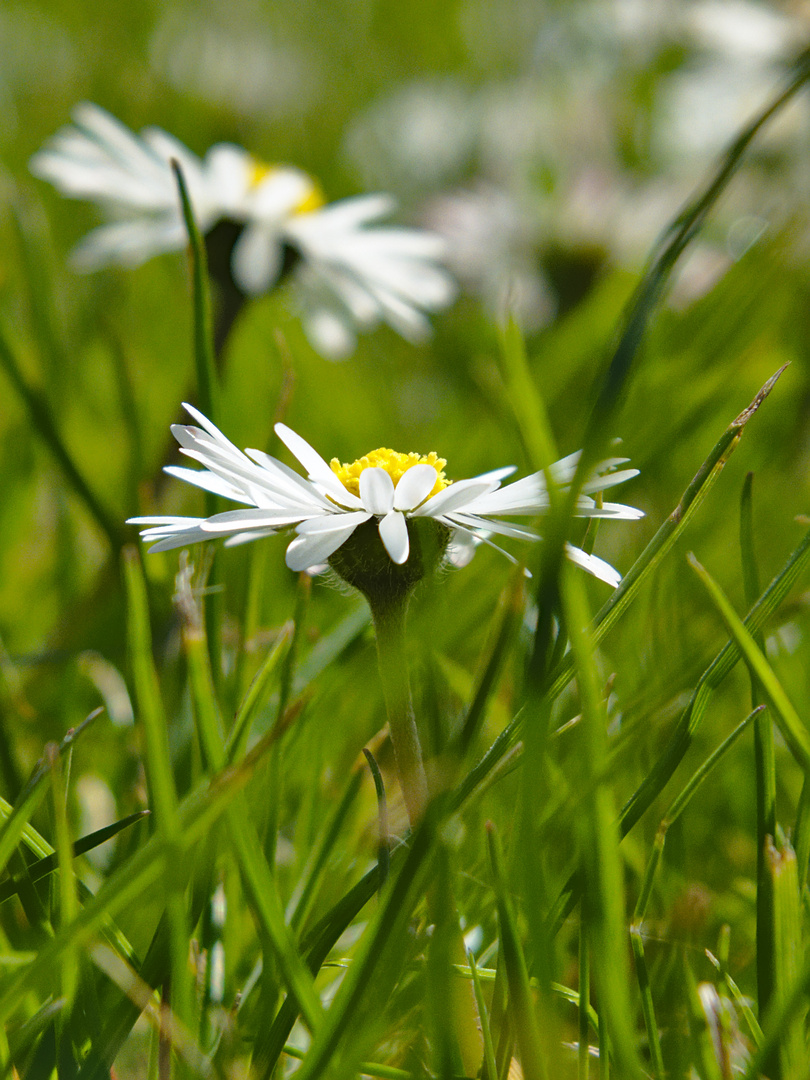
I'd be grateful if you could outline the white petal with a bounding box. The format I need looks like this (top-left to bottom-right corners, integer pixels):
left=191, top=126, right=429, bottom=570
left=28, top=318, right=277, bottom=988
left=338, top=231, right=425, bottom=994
left=295, top=511, right=371, bottom=534
left=199, top=508, right=309, bottom=532
left=573, top=500, right=645, bottom=520
left=302, top=307, right=357, bottom=360
left=581, top=467, right=640, bottom=494
left=231, top=225, right=283, bottom=295
left=285, top=523, right=361, bottom=571
left=445, top=530, right=479, bottom=569
left=163, top=465, right=246, bottom=501
left=393, top=464, right=438, bottom=511
left=274, top=423, right=363, bottom=507
left=564, top=544, right=621, bottom=588
left=223, top=528, right=278, bottom=547
left=379, top=511, right=409, bottom=564
left=414, top=477, right=500, bottom=518
left=359, top=468, right=395, bottom=515
left=445, top=513, right=538, bottom=541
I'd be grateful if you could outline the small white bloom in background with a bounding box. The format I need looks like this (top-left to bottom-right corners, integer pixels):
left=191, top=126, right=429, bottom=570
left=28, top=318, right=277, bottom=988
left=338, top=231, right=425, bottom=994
left=128, top=404, right=643, bottom=588
left=30, top=103, right=456, bottom=359
left=422, top=183, right=556, bottom=332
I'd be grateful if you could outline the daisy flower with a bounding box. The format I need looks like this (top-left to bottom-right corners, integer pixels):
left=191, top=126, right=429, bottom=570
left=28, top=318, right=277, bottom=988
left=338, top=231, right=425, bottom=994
left=30, top=103, right=456, bottom=358
left=129, top=405, right=643, bottom=588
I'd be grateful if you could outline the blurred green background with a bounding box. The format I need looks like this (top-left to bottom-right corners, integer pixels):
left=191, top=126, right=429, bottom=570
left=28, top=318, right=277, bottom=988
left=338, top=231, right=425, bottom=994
left=3, top=0, right=810, bottom=1048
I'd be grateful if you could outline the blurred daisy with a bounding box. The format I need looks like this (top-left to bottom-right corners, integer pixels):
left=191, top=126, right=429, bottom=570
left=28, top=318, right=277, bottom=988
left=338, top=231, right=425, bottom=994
left=129, top=405, right=643, bottom=587
left=30, top=103, right=455, bottom=358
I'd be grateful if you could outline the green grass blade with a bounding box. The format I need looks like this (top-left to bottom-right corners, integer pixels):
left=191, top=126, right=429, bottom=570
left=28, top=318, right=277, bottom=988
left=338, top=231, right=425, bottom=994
left=455, top=369, right=784, bottom=815
left=766, top=838, right=806, bottom=1077
left=741, top=473, right=777, bottom=1019
left=705, top=949, right=763, bottom=1048
left=457, top=572, right=525, bottom=760
left=286, top=766, right=364, bottom=933
left=0, top=812, right=148, bottom=905
left=0, top=726, right=280, bottom=1026
left=291, top=813, right=437, bottom=1080
left=578, top=922, right=590, bottom=1080
left=469, top=949, right=499, bottom=1080
left=47, top=741, right=78, bottom=949
left=253, top=859, right=386, bottom=1076
left=171, top=161, right=219, bottom=427
left=617, top=519, right=810, bottom=842
left=362, top=748, right=390, bottom=892
left=0, top=323, right=123, bottom=549
left=487, top=822, right=546, bottom=1080
left=497, top=314, right=559, bottom=472
left=123, top=548, right=179, bottom=828
left=560, top=567, right=642, bottom=1079
left=179, top=586, right=324, bottom=1034
left=226, top=623, right=293, bottom=764
left=585, top=46, right=810, bottom=444
left=688, top=553, right=810, bottom=773
left=629, top=927, right=663, bottom=1080
left=630, top=707, right=759, bottom=1079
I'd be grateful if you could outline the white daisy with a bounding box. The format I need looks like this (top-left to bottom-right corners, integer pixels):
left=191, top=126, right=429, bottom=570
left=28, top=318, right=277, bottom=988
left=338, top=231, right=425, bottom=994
left=128, top=405, right=643, bottom=588
left=30, top=103, right=456, bottom=358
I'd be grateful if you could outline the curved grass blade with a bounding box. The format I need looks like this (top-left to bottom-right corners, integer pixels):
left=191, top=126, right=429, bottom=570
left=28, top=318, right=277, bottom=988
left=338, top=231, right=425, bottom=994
left=688, top=553, right=810, bottom=773
left=584, top=46, right=810, bottom=451
left=0, top=812, right=149, bottom=905
left=362, top=748, right=390, bottom=892
left=0, top=324, right=123, bottom=550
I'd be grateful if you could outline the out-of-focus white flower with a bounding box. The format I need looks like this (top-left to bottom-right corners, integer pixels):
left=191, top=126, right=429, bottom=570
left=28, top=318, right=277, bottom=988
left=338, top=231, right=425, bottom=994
left=129, top=404, right=643, bottom=587
left=30, top=103, right=455, bottom=358
left=422, top=184, right=555, bottom=331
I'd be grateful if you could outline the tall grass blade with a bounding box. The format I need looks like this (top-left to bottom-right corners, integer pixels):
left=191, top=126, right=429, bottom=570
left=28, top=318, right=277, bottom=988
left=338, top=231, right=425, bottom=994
left=688, top=553, right=810, bottom=773
left=766, top=838, right=806, bottom=1077
left=0, top=812, right=148, bottom=905
left=177, top=580, right=324, bottom=1033
left=291, top=811, right=437, bottom=1080
left=469, top=949, right=499, bottom=1080
left=287, top=767, right=364, bottom=933
left=0, top=324, right=123, bottom=549
left=171, top=161, right=219, bottom=428
left=740, top=473, right=776, bottom=1019
left=456, top=369, right=785, bottom=815
left=487, top=822, right=546, bottom=1080
left=560, top=567, right=642, bottom=1079
left=123, top=546, right=193, bottom=1058
left=585, top=47, right=810, bottom=451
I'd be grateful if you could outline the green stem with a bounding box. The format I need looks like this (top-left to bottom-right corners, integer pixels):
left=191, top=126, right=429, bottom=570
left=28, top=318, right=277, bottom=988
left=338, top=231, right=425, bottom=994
left=369, top=593, right=428, bottom=827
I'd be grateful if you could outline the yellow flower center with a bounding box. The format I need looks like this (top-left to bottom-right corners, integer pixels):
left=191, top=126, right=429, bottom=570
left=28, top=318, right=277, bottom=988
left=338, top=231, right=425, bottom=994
left=248, top=160, right=326, bottom=215
left=331, top=448, right=450, bottom=500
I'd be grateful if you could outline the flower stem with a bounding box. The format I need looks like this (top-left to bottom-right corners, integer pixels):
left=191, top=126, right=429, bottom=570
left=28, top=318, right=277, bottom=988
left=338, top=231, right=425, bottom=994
left=369, top=592, right=428, bottom=827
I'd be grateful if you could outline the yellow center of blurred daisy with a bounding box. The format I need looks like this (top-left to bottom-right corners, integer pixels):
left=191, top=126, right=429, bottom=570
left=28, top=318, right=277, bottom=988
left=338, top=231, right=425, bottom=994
left=248, top=160, right=326, bottom=214
left=331, top=449, right=450, bottom=499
